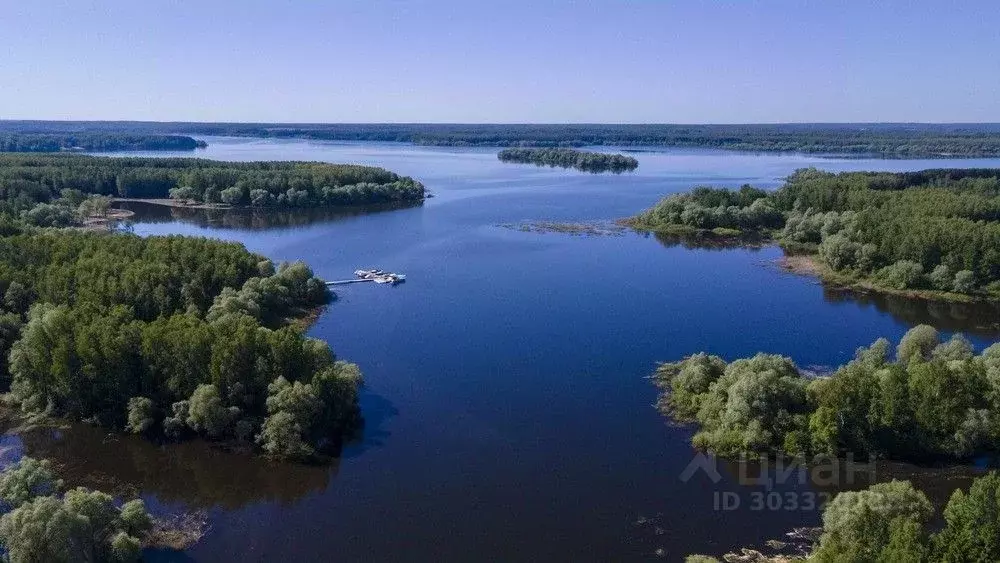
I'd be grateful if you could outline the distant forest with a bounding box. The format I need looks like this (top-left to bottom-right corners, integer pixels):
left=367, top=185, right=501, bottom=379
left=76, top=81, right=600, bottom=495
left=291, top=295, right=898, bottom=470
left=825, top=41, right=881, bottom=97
left=0, top=133, right=206, bottom=152
left=4, top=121, right=1000, bottom=157
left=628, top=168, right=1000, bottom=299
left=0, top=154, right=425, bottom=212
left=497, top=148, right=638, bottom=172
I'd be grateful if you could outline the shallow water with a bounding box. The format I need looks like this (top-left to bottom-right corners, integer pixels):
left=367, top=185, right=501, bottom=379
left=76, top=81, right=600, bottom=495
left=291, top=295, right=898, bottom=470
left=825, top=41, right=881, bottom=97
left=15, top=138, right=1000, bottom=561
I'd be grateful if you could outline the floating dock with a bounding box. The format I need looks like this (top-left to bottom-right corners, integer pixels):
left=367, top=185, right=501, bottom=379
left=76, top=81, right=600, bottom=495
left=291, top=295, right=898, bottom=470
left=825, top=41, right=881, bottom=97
left=326, top=268, right=406, bottom=286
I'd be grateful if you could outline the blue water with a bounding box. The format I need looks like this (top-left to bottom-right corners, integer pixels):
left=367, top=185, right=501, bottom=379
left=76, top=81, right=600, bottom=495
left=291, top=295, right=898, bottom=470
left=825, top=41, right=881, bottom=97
left=92, top=138, right=1000, bottom=561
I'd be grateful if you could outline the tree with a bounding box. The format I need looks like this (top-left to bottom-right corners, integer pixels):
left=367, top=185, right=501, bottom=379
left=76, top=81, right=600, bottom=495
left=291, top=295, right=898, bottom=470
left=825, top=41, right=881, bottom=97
left=929, top=264, right=953, bottom=291
left=0, top=457, right=62, bottom=509
left=0, top=486, right=150, bottom=563
left=897, top=325, right=939, bottom=364
left=257, top=410, right=315, bottom=460
left=953, top=270, right=976, bottom=293
left=933, top=472, right=1000, bottom=561
left=125, top=396, right=155, bottom=434
left=186, top=384, right=237, bottom=439
left=219, top=186, right=244, bottom=205
left=167, top=185, right=198, bottom=201
left=813, top=480, right=932, bottom=562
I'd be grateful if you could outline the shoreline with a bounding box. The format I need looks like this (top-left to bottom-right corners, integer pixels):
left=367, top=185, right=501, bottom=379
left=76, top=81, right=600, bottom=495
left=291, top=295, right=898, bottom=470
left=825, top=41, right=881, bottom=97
left=114, top=197, right=232, bottom=210
left=629, top=223, right=999, bottom=306
left=774, top=253, right=998, bottom=305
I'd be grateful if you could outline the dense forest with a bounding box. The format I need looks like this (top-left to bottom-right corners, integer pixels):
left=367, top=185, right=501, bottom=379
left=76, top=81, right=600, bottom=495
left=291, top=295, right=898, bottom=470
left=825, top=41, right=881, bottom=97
left=4, top=121, right=1000, bottom=156
left=0, top=154, right=425, bottom=211
left=629, top=168, right=1000, bottom=298
left=0, top=229, right=362, bottom=462
left=0, top=133, right=206, bottom=152
left=497, top=148, right=638, bottom=173
left=655, top=325, right=997, bottom=461
left=688, top=471, right=1000, bottom=562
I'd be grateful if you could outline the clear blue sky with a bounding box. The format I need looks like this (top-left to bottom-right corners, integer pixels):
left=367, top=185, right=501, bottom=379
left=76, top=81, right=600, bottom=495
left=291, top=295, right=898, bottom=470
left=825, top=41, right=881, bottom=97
left=3, top=1, right=999, bottom=123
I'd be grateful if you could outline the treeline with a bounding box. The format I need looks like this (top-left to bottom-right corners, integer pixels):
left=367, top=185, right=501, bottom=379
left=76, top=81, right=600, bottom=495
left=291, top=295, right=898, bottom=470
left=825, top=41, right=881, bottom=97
left=5, top=121, right=1000, bottom=156
left=654, top=325, right=998, bottom=461
left=629, top=168, right=1000, bottom=296
left=497, top=148, right=638, bottom=173
left=689, top=472, right=1000, bottom=563
left=0, top=154, right=425, bottom=209
left=0, top=230, right=362, bottom=461
left=0, top=457, right=154, bottom=562
left=0, top=133, right=206, bottom=152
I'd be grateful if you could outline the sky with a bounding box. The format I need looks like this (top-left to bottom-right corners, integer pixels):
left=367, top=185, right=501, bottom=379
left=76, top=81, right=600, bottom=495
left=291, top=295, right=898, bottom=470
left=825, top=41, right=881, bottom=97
left=2, top=1, right=999, bottom=123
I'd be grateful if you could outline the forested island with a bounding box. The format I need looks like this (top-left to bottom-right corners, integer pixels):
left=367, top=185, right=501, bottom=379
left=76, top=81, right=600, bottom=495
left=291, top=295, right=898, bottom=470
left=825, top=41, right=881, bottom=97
left=0, top=154, right=424, bottom=225
left=0, top=153, right=416, bottom=463
left=0, top=133, right=206, bottom=152
left=663, top=326, right=1000, bottom=562
left=656, top=326, right=996, bottom=461
left=627, top=168, right=1000, bottom=300
left=5, top=121, right=1000, bottom=157
left=0, top=230, right=362, bottom=462
left=497, top=148, right=638, bottom=173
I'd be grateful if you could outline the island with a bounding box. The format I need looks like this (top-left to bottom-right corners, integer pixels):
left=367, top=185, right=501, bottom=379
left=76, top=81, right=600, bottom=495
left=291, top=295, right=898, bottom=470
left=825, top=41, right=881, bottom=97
left=626, top=168, right=1000, bottom=301
left=661, top=325, right=1000, bottom=562
left=497, top=147, right=638, bottom=173
left=0, top=132, right=206, bottom=152
left=0, top=228, right=362, bottom=462
left=0, top=154, right=425, bottom=229
left=0, top=154, right=430, bottom=463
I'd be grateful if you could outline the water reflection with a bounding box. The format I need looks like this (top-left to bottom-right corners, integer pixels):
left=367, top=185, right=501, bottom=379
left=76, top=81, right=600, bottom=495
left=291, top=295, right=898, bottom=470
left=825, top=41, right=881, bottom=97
left=342, top=389, right=399, bottom=458
left=648, top=230, right=769, bottom=251
left=823, top=287, right=1000, bottom=339
left=11, top=423, right=334, bottom=510
left=116, top=200, right=424, bottom=230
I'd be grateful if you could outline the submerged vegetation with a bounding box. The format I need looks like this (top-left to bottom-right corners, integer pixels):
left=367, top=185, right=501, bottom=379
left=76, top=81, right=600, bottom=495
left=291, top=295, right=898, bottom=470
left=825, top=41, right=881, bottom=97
left=0, top=154, right=424, bottom=211
left=497, top=147, right=638, bottom=173
left=654, top=325, right=998, bottom=461
left=7, top=121, right=1000, bottom=157
left=630, top=168, right=1000, bottom=299
left=0, top=133, right=206, bottom=152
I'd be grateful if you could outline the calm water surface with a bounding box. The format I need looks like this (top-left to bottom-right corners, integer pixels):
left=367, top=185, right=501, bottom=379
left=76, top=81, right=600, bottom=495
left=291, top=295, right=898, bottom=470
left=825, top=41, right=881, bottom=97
left=12, top=138, right=1000, bottom=562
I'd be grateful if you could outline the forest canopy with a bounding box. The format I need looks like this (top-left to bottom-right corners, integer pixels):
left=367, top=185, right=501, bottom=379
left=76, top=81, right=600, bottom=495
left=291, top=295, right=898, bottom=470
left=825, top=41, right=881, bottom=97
left=654, top=325, right=999, bottom=462
left=629, top=168, right=1000, bottom=297
left=0, top=154, right=425, bottom=210
left=4, top=121, right=1000, bottom=157
left=0, top=133, right=206, bottom=152
left=0, top=230, right=362, bottom=462
left=497, top=148, right=638, bottom=173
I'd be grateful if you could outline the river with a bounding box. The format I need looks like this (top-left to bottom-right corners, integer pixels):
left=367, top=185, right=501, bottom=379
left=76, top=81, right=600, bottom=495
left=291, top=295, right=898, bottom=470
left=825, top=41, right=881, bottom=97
left=10, top=137, right=1000, bottom=561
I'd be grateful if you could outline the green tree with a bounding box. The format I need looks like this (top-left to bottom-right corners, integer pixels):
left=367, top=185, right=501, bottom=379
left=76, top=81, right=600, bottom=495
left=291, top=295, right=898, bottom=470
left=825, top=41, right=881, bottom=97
left=813, top=480, right=932, bottom=562
left=0, top=457, right=62, bottom=509
left=932, top=472, right=1000, bottom=561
